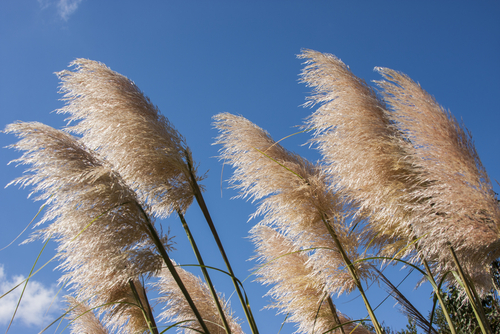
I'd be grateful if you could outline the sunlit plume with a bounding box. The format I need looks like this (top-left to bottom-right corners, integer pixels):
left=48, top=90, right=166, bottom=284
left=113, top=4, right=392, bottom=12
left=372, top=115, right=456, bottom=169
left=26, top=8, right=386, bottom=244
left=56, top=59, right=203, bottom=218
left=5, top=122, right=171, bottom=332
left=251, top=225, right=373, bottom=334
left=213, top=113, right=374, bottom=296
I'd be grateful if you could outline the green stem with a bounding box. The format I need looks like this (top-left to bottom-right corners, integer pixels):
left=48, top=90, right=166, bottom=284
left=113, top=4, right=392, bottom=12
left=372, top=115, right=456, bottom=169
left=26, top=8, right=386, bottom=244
left=136, top=203, right=210, bottom=333
left=421, top=259, right=457, bottom=334
left=185, top=155, right=259, bottom=334
left=177, top=210, right=232, bottom=334
left=320, top=214, right=384, bottom=334
left=449, top=245, right=491, bottom=334
left=428, top=290, right=439, bottom=334
left=129, top=279, right=159, bottom=334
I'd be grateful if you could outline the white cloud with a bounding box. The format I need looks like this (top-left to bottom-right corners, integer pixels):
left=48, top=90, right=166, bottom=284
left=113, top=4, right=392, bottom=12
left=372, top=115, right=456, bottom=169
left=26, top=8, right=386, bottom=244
left=57, top=0, right=84, bottom=21
left=37, top=0, right=84, bottom=21
left=0, top=265, right=62, bottom=328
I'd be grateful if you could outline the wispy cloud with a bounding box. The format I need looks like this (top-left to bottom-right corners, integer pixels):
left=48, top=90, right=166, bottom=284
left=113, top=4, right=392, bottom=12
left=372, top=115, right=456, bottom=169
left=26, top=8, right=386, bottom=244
left=0, top=264, right=61, bottom=328
left=37, top=0, right=84, bottom=21
left=57, top=0, right=84, bottom=21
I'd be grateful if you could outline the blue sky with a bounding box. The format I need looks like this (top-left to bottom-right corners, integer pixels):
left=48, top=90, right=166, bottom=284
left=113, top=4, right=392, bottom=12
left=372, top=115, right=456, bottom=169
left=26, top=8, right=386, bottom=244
left=1, top=1, right=499, bottom=333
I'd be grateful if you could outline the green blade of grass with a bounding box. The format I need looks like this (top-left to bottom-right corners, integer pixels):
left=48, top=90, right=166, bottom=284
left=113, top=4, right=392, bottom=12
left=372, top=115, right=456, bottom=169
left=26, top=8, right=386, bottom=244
left=5, top=235, right=52, bottom=334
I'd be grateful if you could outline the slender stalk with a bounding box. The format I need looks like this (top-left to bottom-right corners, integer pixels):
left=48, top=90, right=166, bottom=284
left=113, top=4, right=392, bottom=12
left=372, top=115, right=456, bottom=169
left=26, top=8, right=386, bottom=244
left=185, top=155, right=259, bottom=334
left=319, top=214, right=384, bottom=334
left=327, top=295, right=345, bottom=334
left=177, top=210, right=232, bottom=334
left=426, top=271, right=451, bottom=334
left=141, top=285, right=160, bottom=334
left=449, top=245, right=492, bottom=334
left=135, top=203, right=210, bottom=334
left=428, top=294, right=438, bottom=334
left=129, top=279, right=159, bottom=334
left=421, top=258, right=457, bottom=334
left=5, top=235, right=51, bottom=334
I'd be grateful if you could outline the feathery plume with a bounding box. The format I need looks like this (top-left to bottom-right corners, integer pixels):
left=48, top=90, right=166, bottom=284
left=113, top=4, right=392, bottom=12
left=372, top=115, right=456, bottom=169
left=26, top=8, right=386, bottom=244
left=155, top=261, right=243, bottom=334
left=55, top=59, right=243, bottom=331
left=5, top=121, right=171, bottom=331
left=213, top=112, right=373, bottom=296
left=56, top=59, right=202, bottom=217
left=299, top=48, right=500, bottom=292
left=375, top=68, right=500, bottom=291
left=251, top=225, right=373, bottom=334
left=66, top=296, right=109, bottom=334
left=298, top=49, right=420, bottom=255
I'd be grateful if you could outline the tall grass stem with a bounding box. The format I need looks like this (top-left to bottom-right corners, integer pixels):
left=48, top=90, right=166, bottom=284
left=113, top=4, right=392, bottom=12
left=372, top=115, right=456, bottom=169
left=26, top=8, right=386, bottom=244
left=137, top=203, right=210, bottom=333
left=421, top=258, right=457, bottom=334
left=449, top=245, right=492, bottom=334
left=5, top=236, right=51, bottom=334
left=319, top=214, right=383, bottom=334
left=185, top=154, right=259, bottom=334
left=177, top=210, right=232, bottom=333
left=128, top=280, right=159, bottom=334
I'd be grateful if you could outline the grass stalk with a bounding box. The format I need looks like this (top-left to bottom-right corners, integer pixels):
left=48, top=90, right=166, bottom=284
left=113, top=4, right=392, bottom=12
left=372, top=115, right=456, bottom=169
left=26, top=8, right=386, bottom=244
left=5, top=235, right=51, bottom=334
left=421, top=257, right=457, bottom=334
left=185, top=154, right=259, bottom=334
left=327, top=295, right=345, bottom=334
left=449, top=245, right=492, bottom=334
left=135, top=203, right=210, bottom=334
left=319, top=214, right=384, bottom=334
left=428, top=272, right=452, bottom=334
left=177, top=210, right=232, bottom=333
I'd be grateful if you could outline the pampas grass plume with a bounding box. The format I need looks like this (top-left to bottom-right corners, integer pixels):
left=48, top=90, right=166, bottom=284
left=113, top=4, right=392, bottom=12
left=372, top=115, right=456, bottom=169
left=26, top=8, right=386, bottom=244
left=5, top=122, right=170, bottom=330
left=213, top=112, right=374, bottom=296
left=251, top=225, right=373, bottom=334
left=375, top=68, right=500, bottom=291
left=56, top=59, right=202, bottom=217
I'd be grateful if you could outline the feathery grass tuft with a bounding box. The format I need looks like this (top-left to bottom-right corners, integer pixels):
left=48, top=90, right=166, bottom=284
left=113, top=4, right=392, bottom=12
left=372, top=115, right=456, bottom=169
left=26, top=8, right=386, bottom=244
left=298, top=49, right=423, bottom=259
left=374, top=67, right=500, bottom=292
left=66, top=296, right=109, bottom=334
left=299, top=49, right=500, bottom=294
left=56, top=59, right=203, bottom=217
left=251, top=225, right=373, bottom=334
left=5, top=122, right=171, bottom=332
left=213, top=113, right=375, bottom=296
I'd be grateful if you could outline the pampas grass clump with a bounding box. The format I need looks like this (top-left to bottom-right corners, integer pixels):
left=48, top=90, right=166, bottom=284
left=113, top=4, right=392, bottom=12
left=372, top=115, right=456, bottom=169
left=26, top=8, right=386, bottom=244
left=4, top=50, right=499, bottom=334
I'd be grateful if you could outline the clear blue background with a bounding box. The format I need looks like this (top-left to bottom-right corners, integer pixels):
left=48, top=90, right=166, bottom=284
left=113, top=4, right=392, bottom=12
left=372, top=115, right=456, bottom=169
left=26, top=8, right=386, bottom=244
left=1, top=1, right=499, bottom=333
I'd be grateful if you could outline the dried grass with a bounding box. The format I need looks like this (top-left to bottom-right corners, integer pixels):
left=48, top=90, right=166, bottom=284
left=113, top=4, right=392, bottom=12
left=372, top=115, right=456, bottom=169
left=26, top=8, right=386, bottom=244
left=56, top=59, right=202, bottom=217
left=5, top=122, right=171, bottom=331
left=251, top=225, right=372, bottom=334
left=213, top=112, right=375, bottom=296
left=299, top=49, right=500, bottom=293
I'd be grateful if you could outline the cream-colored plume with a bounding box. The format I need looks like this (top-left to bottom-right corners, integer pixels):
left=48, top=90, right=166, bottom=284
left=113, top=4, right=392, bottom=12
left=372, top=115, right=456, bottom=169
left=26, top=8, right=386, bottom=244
left=251, top=225, right=373, bottom=334
left=6, top=122, right=171, bottom=331
left=56, top=59, right=202, bottom=217
left=299, top=49, right=500, bottom=292
left=299, top=49, right=420, bottom=256
left=375, top=68, right=500, bottom=291
left=66, top=296, right=109, bottom=334
left=213, top=112, right=374, bottom=296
